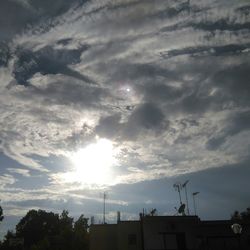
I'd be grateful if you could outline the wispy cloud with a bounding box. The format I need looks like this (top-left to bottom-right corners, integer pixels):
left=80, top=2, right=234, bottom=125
left=0, top=175, right=16, bottom=188
left=7, top=168, right=30, bottom=177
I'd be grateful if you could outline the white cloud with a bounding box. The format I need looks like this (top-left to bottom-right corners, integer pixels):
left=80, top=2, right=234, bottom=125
left=7, top=168, right=30, bottom=177
left=0, top=175, right=16, bottom=188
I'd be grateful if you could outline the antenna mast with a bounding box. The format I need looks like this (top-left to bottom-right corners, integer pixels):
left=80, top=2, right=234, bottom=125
left=182, top=180, right=190, bottom=215
left=103, top=192, right=107, bottom=224
left=192, top=192, right=199, bottom=216
left=173, top=183, right=183, bottom=205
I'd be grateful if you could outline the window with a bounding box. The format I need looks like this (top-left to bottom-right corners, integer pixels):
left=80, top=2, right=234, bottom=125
left=128, top=234, right=137, bottom=245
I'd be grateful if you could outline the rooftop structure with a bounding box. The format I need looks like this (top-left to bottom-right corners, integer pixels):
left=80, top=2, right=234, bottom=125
left=90, top=215, right=250, bottom=250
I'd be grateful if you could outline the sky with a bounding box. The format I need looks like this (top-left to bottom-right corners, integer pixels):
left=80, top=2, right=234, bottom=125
left=0, top=0, right=250, bottom=238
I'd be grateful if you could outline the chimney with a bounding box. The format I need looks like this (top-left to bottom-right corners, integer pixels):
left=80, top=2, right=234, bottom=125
left=117, top=211, right=121, bottom=223
left=90, top=216, right=95, bottom=225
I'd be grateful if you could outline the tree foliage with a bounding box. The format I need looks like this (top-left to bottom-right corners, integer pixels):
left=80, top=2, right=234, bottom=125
left=240, top=207, right=250, bottom=221
left=73, top=215, right=89, bottom=250
left=0, top=209, right=89, bottom=250
left=231, top=207, right=250, bottom=222
left=0, top=205, right=4, bottom=222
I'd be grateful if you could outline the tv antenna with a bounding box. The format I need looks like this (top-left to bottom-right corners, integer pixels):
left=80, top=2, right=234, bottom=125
left=192, top=192, right=199, bottom=216
left=173, top=182, right=183, bottom=205
left=103, top=192, right=107, bottom=224
left=182, top=180, right=190, bottom=215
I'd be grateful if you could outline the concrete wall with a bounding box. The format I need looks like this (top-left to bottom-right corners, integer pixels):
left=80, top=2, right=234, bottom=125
left=90, top=224, right=118, bottom=250
left=117, top=221, right=142, bottom=250
left=198, top=220, right=250, bottom=250
left=142, top=216, right=199, bottom=250
left=90, top=221, right=142, bottom=250
left=90, top=217, right=250, bottom=250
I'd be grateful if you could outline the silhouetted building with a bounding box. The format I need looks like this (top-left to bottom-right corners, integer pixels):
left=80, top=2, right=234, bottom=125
left=90, top=215, right=250, bottom=250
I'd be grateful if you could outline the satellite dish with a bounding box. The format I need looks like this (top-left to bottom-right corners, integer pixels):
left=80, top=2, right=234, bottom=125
left=178, top=203, right=186, bottom=214
left=231, top=223, right=242, bottom=234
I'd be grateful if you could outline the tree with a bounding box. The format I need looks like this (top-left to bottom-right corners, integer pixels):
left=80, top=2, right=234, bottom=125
left=15, top=209, right=60, bottom=249
left=57, top=210, right=74, bottom=250
left=231, top=210, right=241, bottom=221
left=73, top=215, right=89, bottom=250
left=231, top=207, right=250, bottom=222
left=0, top=205, right=4, bottom=222
left=1, top=209, right=90, bottom=250
left=240, top=207, right=250, bottom=221
left=1, top=230, right=15, bottom=249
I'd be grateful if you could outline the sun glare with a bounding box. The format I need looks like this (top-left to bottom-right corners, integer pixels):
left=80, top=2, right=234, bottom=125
left=69, top=139, right=116, bottom=186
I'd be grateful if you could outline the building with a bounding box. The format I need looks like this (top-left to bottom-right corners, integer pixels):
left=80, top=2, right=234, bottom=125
left=90, top=215, right=250, bottom=250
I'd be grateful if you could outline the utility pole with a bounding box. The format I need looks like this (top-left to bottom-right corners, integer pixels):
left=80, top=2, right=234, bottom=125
left=103, top=192, right=107, bottom=224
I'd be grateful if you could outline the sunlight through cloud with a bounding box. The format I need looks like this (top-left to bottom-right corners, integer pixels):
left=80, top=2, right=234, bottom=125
left=66, top=138, right=118, bottom=186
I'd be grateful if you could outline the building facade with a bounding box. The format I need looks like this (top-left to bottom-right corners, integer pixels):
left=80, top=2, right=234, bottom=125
left=90, top=216, right=250, bottom=250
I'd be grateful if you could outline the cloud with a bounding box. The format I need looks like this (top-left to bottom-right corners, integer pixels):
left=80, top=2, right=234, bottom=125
left=0, top=0, right=249, bottom=191
left=0, top=174, right=16, bottom=188
left=212, top=63, right=250, bottom=106
left=1, top=2, right=250, bottom=238
left=123, top=102, right=166, bottom=137
left=161, top=44, right=250, bottom=59
left=12, top=45, right=93, bottom=86
left=0, top=0, right=84, bottom=40
left=7, top=168, right=31, bottom=177
left=0, top=42, right=11, bottom=67
left=206, top=110, right=250, bottom=150
left=95, top=114, right=122, bottom=139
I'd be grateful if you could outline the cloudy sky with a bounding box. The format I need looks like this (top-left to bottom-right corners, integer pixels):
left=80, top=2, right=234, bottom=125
left=0, top=0, right=250, bottom=238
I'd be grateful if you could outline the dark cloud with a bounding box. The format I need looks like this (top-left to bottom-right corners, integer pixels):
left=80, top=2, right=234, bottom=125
left=28, top=0, right=80, bottom=17
left=206, top=110, right=250, bottom=150
left=192, top=19, right=250, bottom=32
left=95, top=114, right=122, bottom=139
left=236, top=4, right=250, bottom=16
left=0, top=0, right=87, bottom=40
left=122, top=103, right=167, bottom=140
left=0, top=1, right=35, bottom=40
left=108, top=63, right=179, bottom=84
left=179, top=118, right=199, bottom=128
left=148, top=1, right=191, bottom=20
left=0, top=42, right=11, bottom=67
left=18, top=80, right=106, bottom=107
left=180, top=91, right=213, bottom=114
left=228, top=110, right=250, bottom=134
left=13, top=45, right=92, bottom=86
left=206, top=136, right=226, bottom=150
left=56, top=38, right=73, bottom=46
left=128, top=103, right=165, bottom=130
left=95, top=103, right=167, bottom=141
left=213, top=63, right=250, bottom=106
left=152, top=56, right=250, bottom=115
left=143, top=84, right=183, bottom=104
left=161, top=44, right=250, bottom=59
left=160, top=4, right=250, bottom=33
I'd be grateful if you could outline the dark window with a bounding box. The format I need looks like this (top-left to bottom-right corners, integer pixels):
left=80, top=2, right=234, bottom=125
left=128, top=234, right=137, bottom=245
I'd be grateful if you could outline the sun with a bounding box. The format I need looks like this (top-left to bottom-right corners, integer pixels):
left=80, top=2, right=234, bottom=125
left=69, top=138, right=117, bottom=186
